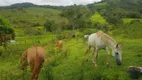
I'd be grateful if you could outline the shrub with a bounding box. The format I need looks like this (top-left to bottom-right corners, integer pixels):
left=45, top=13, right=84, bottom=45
left=24, top=27, right=44, bottom=35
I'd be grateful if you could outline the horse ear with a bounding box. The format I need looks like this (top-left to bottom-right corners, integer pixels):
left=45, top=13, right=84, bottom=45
left=116, top=44, right=119, bottom=48
left=116, top=44, right=121, bottom=48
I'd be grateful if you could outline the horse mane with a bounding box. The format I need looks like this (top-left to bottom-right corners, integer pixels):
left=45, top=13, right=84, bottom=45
left=97, top=31, right=117, bottom=45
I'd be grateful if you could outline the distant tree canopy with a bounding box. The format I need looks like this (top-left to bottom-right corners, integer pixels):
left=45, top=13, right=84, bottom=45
left=61, top=5, right=91, bottom=30
left=87, top=0, right=142, bottom=25
left=0, top=16, right=15, bottom=39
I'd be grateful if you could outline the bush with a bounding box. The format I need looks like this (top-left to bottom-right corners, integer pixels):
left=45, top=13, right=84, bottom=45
left=24, top=27, right=44, bottom=35
left=44, top=19, right=55, bottom=32
left=130, top=20, right=140, bottom=24
left=112, top=22, right=142, bottom=38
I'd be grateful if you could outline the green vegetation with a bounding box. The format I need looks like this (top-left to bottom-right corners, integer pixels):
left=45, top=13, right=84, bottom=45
left=94, top=2, right=107, bottom=6
left=123, top=18, right=142, bottom=24
left=0, top=0, right=142, bottom=80
left=0, top=7, right=68, bottom=28
left=0, top=16, right=14, bottom=34
left=90, top=11, right=108, bottom=24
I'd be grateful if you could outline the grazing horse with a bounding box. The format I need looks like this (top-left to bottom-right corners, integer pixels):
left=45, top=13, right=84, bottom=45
left=20, top=46, right=45, bottom=80
left=54, top=40, right=63, bottom=49
left=85, top=31, right=122, bottom=66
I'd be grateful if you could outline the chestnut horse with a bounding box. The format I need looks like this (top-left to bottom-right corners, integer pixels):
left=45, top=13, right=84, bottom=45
left=54, top=40, right=63, bottom=49
left=20, top=46, right=45, bottom=80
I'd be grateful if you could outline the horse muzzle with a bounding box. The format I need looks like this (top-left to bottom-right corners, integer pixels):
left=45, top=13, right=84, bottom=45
left=116, top=59, right=122, bottom=65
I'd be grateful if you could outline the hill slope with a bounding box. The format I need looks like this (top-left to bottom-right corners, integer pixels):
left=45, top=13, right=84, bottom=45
left=0, top=7, right=68, bottom=28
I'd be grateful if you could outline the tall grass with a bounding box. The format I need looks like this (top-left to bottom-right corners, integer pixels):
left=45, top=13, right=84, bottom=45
left=0, top=28, right=142, bottom=80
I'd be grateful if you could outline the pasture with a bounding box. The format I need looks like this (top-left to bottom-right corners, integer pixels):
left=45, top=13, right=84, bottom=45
left=0, top=30, right=142, bottom=80
left=0, top=2, right=142, bottom=79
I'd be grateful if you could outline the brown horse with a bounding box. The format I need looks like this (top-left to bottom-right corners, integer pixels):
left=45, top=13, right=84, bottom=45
left=20, top=46, right=45, bottom=80
left=54, top=40, right=63, bottom=49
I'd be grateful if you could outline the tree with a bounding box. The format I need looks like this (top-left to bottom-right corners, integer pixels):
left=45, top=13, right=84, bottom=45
left=61, top=5, right=91, bottom=30
left=0, top=16, right=15, bottom=39
left=44, top=19, right=55, bottom=32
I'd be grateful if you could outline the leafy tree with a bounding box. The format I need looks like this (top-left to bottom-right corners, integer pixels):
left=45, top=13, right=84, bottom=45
left=61, top=5, right=91, bottom=30
left=44, top=19, right=55, bottom=32
left=0, top=16, right=15, bottom=39
left=106, top=15, right=123, bottom=25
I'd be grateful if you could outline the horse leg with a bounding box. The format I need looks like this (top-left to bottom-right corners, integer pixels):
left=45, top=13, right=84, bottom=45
left=96, top=49, right=99, bottom=59
left=105, top=47, right=110, bottom=65
left=85, top=46, right=91, bottom=61
left=92, top=48, right=98, bottom=66
left=31, top=59, right=37, bottom=80
left=32, top=68, right=38, bottom=80
left=30, top=61, right=34, bottom=73
left=35, top=64, right=43, bottom=80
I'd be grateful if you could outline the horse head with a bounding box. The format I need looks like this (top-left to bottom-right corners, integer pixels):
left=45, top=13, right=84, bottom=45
left=113, top=44, right=122, bottom=65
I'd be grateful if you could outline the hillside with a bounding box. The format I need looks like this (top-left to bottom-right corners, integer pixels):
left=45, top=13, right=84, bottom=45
left=87, top=0, right=142, bottom=25
left=10, top=2, right=36, bottom=7
left=0, top=1, right=142, bottom=80
left=0, top=7, right=68, bottom=28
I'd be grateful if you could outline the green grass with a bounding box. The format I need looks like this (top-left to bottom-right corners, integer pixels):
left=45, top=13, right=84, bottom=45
left=90, top=11, right=108, bottom=24
left=42, top=38, right=142, bottom=80
left=112, top=22, right=142, bottom=39
left=123, top=18, right=142, bottom=24
left=0, top=6, right=142, bottom=80
left=1, top=31, right=142, bottom=80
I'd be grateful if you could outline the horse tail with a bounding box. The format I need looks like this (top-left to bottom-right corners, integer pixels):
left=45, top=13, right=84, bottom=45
left=39, top=56, right=44, bottom=64
left=35, top=46, right=38, bottom=57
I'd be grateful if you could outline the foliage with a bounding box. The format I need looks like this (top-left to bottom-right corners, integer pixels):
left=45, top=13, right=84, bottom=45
left=112, top=22, right=142, bottom=39
left=0, top=16, right=15, bottom=39
left=44, top=19, right=55, bottom=32
left=90, top=11, right=108, bottom=24
left=61, top=5, right=91, bottom=30
left=24, top=26, right=44, bottom=35
left=88, top=0, right=142, bottom=25
left=123, top=18, right=142, bottom=24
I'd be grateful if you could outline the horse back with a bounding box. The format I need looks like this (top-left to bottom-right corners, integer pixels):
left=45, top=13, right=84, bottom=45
left=56, top=40, right=63, bottom=48
left=26, top=46, right=45, bottom=64
left=88, top=31, right=116, bottom=48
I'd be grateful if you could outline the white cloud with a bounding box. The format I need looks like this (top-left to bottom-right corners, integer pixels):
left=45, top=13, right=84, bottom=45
left=72, top=0, right=101, bottom=5
left=0, top=0, right=101, bottom=6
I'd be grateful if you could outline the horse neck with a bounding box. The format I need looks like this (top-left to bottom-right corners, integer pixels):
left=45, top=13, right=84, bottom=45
left=100, top=32, right=117, bottom=49
left=108, top=41, right=117, bottom=50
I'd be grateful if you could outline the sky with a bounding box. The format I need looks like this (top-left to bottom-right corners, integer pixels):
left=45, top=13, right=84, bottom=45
left=0, top=0, right=102, bottom=6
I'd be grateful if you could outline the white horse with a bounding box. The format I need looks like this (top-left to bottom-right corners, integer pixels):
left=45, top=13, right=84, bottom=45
left=85, top=31, right=122, bottom=66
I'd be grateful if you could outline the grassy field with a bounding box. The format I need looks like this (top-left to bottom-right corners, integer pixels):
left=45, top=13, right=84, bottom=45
left=0, top=5, right=142, bottom=80
left=0, top=30, right=142, bottom=80
left=0, top=7, right=68, bottom=28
